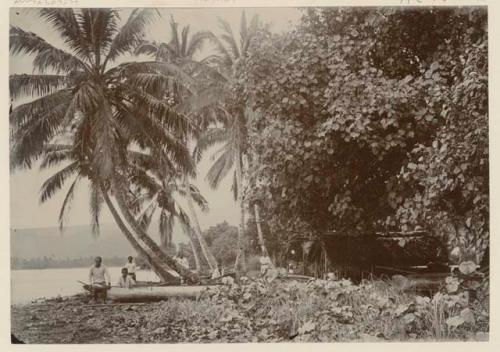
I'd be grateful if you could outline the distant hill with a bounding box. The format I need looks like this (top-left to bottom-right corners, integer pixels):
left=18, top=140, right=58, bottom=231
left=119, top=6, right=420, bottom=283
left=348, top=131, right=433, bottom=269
left=10, top=222, right=188, bottom=260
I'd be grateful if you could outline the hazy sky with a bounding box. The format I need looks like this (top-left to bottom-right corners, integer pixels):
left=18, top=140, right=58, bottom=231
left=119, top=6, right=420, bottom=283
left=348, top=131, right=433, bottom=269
left=9, top=7, right=302, bottom=233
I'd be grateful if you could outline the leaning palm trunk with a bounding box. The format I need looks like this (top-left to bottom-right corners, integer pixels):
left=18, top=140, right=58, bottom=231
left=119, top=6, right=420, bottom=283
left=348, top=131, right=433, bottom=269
left=188, top=234, right=202, bottom=272
left=110, top=180, right=200, bottom=283
left=180, top=222, right=203, bottom=272
left=184, top=177, right=218, bottom=271
left=234, top=150, right=247, bottom=274
left=101, top=187, right=178, bottom=282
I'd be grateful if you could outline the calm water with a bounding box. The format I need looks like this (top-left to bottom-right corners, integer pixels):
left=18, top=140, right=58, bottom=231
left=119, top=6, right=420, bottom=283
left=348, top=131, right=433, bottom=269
left=11, top=267, right=160, bottom=304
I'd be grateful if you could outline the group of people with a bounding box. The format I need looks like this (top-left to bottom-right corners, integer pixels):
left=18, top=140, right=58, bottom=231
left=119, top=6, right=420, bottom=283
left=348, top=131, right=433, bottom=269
left=87, top=250, right=275, bottom=302
left=88, top=256, right=138, bottom=303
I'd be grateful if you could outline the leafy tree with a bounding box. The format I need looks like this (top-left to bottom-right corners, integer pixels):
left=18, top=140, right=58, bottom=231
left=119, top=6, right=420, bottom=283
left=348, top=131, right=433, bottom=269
left=390, top=9, right=488, bottom=263
left=239, top=7, right=488, bottom=265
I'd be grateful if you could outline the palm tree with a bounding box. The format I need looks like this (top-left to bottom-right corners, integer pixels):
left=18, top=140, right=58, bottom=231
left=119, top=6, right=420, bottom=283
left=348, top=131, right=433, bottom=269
left=36, top=142, right=162, bottom=274
left=135, top=14, right=212, bottom=64
left=126, top=149, right=214, bottom=272
left=193, top=11, right=262, bottom=273
left=9, top=8, right=199, bottom=282
left=134, top=15, right=219, bottom=271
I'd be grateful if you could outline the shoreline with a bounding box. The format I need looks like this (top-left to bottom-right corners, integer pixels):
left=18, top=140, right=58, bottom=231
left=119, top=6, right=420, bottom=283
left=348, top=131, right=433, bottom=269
left=11, top=279, right=490, bottom=344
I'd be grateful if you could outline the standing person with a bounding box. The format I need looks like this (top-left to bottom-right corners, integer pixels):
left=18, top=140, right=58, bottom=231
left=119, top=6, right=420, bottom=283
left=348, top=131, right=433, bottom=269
left=260, top=250, right=272, bottom=276
left=175, top=252, right=189, bottom=269
left=125, top=256, right=137, bottom=281
left=211, top=261, right=224, bottom=279
left=174, top=252, right=189, bottom=284
left=117, top=268, right=135, bottom=288
left=88, top=256, right=111, bottom=303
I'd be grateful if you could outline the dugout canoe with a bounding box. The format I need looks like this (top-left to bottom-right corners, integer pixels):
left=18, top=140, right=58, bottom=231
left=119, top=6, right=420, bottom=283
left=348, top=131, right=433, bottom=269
left=106, top=285, right=214, bottom=302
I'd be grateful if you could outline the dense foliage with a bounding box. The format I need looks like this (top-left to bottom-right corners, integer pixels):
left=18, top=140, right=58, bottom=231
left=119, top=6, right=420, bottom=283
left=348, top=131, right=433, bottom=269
left=239, top=7, right=488, bottom=263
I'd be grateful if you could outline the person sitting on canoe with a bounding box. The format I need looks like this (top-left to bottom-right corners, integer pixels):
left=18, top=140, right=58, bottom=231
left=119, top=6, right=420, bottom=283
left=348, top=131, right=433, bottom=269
left=125, top=256, right=137, bottom=281
left=118, top=267, right=135, bottom=288
left=88, top=256, right=111, bottom=303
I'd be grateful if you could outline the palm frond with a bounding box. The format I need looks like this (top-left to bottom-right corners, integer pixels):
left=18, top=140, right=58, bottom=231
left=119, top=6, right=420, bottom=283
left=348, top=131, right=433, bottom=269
left=125, top=72, right=186, bottom=97
left=240, top=11, right=248, bottom=50
left=134, top=40, right=159, bottom=56
left=105, top=8, right=158, bottom=64
left=137, top=198, right=157, bottom=231
left=10, top=91, right=72, bottom=169
left=78, top=9, right=118, bottom=66
left=39, top=8, right=93, bottom=62
left=249, top=13, right=260, bottom=32
left=217, top=17, right=240, bottom=59
left=126, top=88, right=196, bottom=134
left=242, top=14, right=261, bottom=55
left=177, top=82, right=227, bottom=115
left=186, top=31, right=213, bottom=58
left=58, top=174, right=80, bottom=230
left=10, top=26, right=87, bottom=73
left=168, top=15, right=181, bottom=56
left=128, top=150, right=156, bottom=170
left=193, top=127, right=229, bottom=162
left=118, top=61, right=197, bottom=93
left=9, top=74, right=68, bottom=100
left=205, top=146, right=234, bottom=189
left=128, top=163, right=162, bottom=195
left=10, top=89, right=71, bottom=126
left=114, top=102, right=195, bottom=176
left=180, top=25, right=190, bottom=57
left=89, top=181, right=103, bottom=236
left=188, top=184, right=209, bottom=212
left=176, top=206, right=192, bottom=229
left=39, top=161, right=79, bottom=203
left=207, top=32, right=233, bottom=68
left=40, top=144, right=73, bottom=169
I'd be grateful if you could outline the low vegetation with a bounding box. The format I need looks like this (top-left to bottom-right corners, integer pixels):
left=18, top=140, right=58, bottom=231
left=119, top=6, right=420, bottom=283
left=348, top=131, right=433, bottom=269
left=12, top=264, right=488, bottom=343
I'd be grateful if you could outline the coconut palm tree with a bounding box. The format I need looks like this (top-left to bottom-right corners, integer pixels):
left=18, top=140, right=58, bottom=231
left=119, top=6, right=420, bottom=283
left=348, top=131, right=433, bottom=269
left=135, top=14, right=212, bottom=64
left=126, top=149, right=213, bottom=272
left=9, top=8, right=199, bottom=282
left=134, top=15, right=219, bottom=271
left=192, top=11, right=262, bottom=273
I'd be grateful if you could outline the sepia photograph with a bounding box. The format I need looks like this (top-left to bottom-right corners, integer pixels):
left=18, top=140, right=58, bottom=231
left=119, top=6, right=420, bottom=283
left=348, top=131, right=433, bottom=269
left=7, top=2, right=490, bottom=345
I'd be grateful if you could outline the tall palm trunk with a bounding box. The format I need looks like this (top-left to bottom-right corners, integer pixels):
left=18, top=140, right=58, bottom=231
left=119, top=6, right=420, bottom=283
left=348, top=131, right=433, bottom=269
left=184, top=177, right=218, bottom=271
left=101, top=187, right=177, bottom=282
left=234, top=149, right=247, bottom=274
left=110, top=179, right=199, bottom=283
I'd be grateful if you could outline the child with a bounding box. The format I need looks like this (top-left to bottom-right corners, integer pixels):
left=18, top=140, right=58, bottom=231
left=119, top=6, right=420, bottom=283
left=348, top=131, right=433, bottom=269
left=118, top=267, right=135, bottom=288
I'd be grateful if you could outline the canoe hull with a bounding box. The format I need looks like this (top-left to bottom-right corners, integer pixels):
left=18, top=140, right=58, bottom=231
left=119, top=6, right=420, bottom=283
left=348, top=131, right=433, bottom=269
left=107, top=285, right=211, bottom=302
